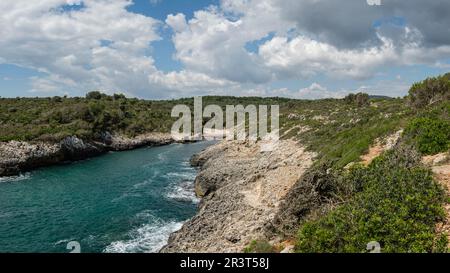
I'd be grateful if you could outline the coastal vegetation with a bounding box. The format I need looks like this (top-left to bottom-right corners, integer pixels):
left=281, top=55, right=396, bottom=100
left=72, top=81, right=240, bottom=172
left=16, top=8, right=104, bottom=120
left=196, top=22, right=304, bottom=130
left=245, top=73, right=449, bottom=253
left=0, top=93, right=179, bottom=142
left=1, top=72, right=449, bottom=253
left=296, top=145, right=446, bottom=253
left=0, top=94, right=289, bottom=143
left=291, top=73, right=450, bottom=253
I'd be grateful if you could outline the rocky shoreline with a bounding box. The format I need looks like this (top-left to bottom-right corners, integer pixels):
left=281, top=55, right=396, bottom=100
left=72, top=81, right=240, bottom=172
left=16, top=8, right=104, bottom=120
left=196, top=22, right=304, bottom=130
left=0, top=133, right=175, bottom=177
left=1, top=135, right=317, bottom=253
left=161, top=139, right=316, bottom=253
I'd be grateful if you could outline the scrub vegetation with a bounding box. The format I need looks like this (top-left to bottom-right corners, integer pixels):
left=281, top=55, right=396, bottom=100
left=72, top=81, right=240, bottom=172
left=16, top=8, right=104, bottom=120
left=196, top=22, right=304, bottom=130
left=1, top=73, right=449, bottom=253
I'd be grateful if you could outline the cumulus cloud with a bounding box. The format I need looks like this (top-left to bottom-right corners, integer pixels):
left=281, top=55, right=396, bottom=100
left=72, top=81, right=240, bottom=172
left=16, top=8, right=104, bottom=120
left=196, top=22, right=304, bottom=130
left=259, top=35, right=398, bottom=80
left=296, top=83, right=348, bottom=100
left=274, top=0, right=450, bottom=49
left=166, top=7, right=278, bottom=84
left=1, top=0, right=450, bottom=98
left=164, top=0, right=450, bottom=90
left=0, top=0, right=240, bottom=98
left=0, top=0, right=162, bottom=95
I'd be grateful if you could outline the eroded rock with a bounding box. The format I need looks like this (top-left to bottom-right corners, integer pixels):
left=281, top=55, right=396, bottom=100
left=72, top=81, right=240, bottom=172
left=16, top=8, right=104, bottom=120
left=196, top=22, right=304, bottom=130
left=161, top=140, right=315, bottom=253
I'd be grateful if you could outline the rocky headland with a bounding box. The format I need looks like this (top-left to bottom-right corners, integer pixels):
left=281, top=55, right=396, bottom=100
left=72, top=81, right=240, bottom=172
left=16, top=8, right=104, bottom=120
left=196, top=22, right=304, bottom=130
left=161, top=139, right=316, bottom=253
left=0, top=133, right=174, bottom=177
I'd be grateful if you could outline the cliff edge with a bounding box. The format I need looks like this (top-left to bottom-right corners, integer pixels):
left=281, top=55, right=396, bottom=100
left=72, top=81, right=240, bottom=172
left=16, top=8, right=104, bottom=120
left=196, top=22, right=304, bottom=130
left=161, top=140, right=315, bottom=253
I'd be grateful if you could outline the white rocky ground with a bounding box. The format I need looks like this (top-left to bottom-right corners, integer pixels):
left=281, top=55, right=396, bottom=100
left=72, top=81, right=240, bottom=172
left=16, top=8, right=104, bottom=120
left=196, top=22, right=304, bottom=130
left=162, top=139, right=315, bottom=253
left=0, top=133, right=174, bottom=176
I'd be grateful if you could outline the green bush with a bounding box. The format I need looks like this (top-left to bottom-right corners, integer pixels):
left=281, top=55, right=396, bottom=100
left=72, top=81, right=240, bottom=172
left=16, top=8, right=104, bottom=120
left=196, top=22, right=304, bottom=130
left=409, top=73, right=450, bottom=109
left=243, top=240, right=276, bottom=253
left=86, top=91, right=103, bottom=100
left=404, top=117, right=450, bottom=155
left=344, top=93, right=370, bottom=107
left=0, top=95, right=302, bottom=142
left=296, top=148, right=446, bottom=253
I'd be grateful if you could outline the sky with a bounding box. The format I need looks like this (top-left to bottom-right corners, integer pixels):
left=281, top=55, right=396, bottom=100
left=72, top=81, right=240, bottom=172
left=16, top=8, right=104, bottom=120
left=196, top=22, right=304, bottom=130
left=0, top=0, right=450, bottom=99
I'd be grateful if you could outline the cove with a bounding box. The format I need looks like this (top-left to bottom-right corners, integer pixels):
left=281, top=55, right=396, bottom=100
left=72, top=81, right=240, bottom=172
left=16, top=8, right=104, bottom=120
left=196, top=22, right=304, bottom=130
left=0, top=141, right=213, bottom=253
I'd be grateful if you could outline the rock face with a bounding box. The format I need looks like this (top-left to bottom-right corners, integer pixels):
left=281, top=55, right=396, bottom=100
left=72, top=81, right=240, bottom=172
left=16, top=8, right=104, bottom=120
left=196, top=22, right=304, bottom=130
left=109, top=133, right=174, bottom=151
left=161, top=139, right=315, bottom=253
left=0, top=141, right=63, bottom=176
left=0, top=133, right=174, bottom=177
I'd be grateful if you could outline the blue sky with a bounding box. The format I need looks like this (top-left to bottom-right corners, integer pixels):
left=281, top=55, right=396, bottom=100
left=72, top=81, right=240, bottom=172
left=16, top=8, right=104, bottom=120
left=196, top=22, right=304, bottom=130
left=127, top=0, right=219, bottom=72
left=0, top=0, right=449, bottom=99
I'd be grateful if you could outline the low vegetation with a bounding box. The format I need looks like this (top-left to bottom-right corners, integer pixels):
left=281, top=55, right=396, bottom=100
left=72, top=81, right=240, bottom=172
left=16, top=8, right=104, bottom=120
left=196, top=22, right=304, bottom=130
left=243, top=240, right=276, bottom=253
left=0, top=93, right=294, bottom=142
left=403, top=102, right=450, bottom=155
left=296, top=146, right=446, bottom=253
left=409, top=73, right=450, bottom=109
left=280, top=97, right=410, bottom=168
left=1, top=72, right=449, bottom=254
left=291, top=73, right=450, bottom=253
left=0, top=93, right=180, bottom=142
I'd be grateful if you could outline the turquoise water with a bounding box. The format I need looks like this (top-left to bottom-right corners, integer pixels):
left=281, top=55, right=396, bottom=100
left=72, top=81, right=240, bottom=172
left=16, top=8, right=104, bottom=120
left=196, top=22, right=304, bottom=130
left=0, top=142, right=212, bottom=253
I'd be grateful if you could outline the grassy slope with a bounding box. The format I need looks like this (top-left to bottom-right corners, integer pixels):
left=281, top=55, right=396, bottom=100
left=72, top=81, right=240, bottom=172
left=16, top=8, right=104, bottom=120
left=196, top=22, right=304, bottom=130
left=291, top=76, right=449, bottom=253
left=244, top=74, right=449, bottom=253
left=1, top=75, right=449, bottom=253
left=280, top=98, right=411, bottom=168
left=0, top=95, right=291, bottom=142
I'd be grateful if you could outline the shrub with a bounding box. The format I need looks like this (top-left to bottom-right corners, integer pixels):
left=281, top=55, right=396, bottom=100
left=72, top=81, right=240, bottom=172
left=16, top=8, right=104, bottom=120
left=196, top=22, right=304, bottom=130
left=86, top=91, right=103, bottom=100
left=409, top=73, right=450, bottom=109
left=113, top=93, right=126, bottom=100
left=296, top=148, right=446, bottom=253
left=52, top=96, right=63, bottom=103
left=404, top=117, right=450, bottom=155
left=271, top=163, right=347, bottom=236
left=243, top=240, right=276, bottom=253
left=344, top=93, right=370, bottom=107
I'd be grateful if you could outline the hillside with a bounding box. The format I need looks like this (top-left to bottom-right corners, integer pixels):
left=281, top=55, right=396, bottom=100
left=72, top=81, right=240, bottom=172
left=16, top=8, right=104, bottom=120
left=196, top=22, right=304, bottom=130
left=1, top=73, right=449, bottom=253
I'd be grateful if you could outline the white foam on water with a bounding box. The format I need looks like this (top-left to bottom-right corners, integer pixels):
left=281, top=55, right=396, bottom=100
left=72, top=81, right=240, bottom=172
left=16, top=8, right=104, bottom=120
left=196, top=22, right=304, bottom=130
left=54, top=238, right=76, bottom=246
left=0, top=173, right=31, bottom=184
left=104, top=219, right=184, bottom=253
left=180, top=161, right=191, bottom=167
left=165, top=171, right=196, bottom=181
left=111, top=192, right=142, bottom=203
left=155, top=148, right=172, bottom=162
left=166, top=180, right=200, bottom=204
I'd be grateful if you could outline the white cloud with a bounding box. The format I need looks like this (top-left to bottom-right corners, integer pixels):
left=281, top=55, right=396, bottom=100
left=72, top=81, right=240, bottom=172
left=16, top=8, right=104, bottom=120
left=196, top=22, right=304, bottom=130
left=164, top=0, right=450, bottom=90
left=353, top=79, right=411, bottom=98
left=0, top=0, right=239, bottom=98
left=0, top=0, right=162, bottom=95
left=1, top=0, right=450, bottom=98
left=259, top=35, right=398, bottom=80
left=149, top=70, right=237, bottom=95
left=166, top=1, right=291, bottom=84
left=166, top=13, right=188, bottom=32
left=296, top=83, right=348, bottom=99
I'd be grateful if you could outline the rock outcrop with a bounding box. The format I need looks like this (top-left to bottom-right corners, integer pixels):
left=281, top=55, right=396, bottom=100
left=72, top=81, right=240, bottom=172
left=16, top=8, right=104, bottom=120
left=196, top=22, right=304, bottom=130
left=0, top=133, right=174, bottom=177
left=161, top=139, right=315, bottom=253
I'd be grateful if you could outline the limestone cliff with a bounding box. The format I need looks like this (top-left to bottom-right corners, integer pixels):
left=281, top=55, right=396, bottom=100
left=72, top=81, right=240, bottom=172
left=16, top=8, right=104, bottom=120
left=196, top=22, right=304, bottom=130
left=161, top=140, right=315, bottom=253
left=0, top=133, right=174, bottom=177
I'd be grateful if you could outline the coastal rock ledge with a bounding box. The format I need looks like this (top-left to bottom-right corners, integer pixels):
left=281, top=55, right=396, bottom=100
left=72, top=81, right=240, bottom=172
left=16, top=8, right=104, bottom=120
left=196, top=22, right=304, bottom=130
left=161, top=140, right=316, bottom=253
left=0, top=133, right=174, bottom=177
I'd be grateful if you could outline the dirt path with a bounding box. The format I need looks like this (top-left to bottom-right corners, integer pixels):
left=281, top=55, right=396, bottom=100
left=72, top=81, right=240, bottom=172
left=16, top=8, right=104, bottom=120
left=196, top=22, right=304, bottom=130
left=360, top=130, right=403, bottom=166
